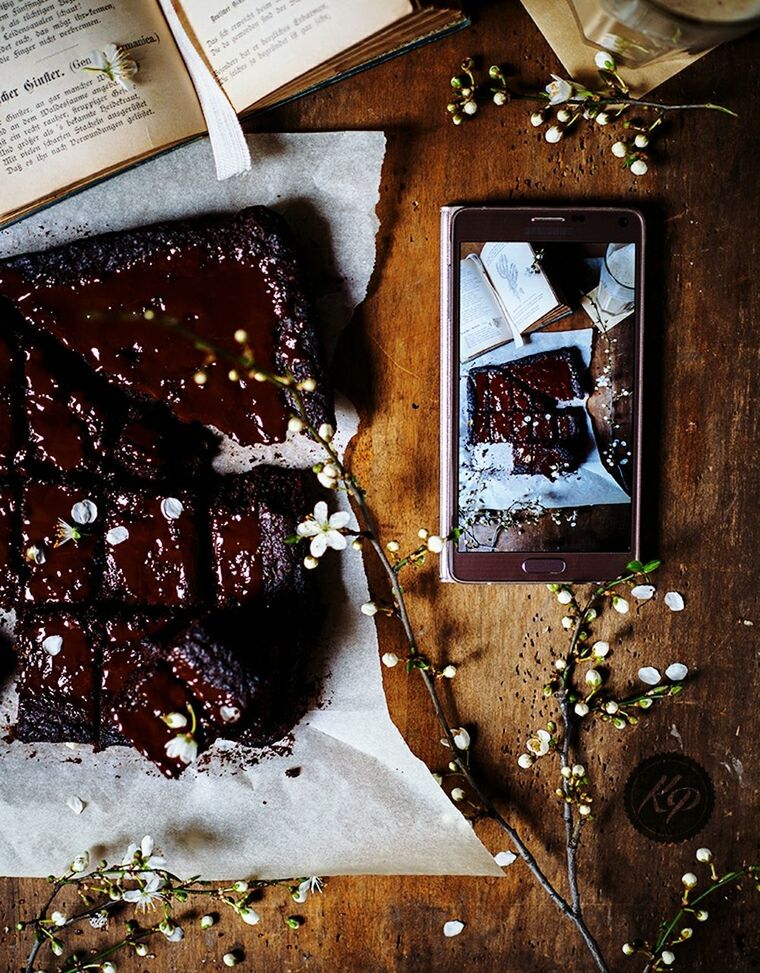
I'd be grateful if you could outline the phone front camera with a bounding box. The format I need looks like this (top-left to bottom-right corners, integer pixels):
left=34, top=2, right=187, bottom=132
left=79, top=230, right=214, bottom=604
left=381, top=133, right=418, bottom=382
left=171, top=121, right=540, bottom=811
left=619, top=217, right=630, bottom=227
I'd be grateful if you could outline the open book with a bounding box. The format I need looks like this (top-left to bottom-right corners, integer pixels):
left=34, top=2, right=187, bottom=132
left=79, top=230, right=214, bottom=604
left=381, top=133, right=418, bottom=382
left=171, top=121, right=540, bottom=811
left=459, top=242, right=571, bottom=362
left=0, top=0, right=465, bottom=229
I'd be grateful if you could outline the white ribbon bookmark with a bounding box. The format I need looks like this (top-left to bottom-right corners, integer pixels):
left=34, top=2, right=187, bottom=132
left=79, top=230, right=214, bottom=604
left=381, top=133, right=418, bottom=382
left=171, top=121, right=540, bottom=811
left=157, top=0, right=251, bottom=180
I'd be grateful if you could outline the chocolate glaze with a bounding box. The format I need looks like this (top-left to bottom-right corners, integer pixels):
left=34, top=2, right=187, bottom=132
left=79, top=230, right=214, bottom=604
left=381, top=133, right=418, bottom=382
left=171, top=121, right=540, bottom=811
left=24, top=346, right=106, bottom=474
left=0, top=485, right=16, bottom=602
left=113, top=664, right=200, bottom=778
left=21, top=482, right=100, bottom=603
left=509, top=348, right=586, bottom=401
left=102, top=490, right=199, bottom=606
left=0, top=208, right=333, bottom=446
left=101, top=635, right=164, bottom=749
left=15, top=612, right=97, bottom=743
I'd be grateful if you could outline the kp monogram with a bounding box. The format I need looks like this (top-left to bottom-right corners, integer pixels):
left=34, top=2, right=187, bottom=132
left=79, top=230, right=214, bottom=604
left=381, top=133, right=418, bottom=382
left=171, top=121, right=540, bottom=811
left=625, top=754, right=714, bottom=842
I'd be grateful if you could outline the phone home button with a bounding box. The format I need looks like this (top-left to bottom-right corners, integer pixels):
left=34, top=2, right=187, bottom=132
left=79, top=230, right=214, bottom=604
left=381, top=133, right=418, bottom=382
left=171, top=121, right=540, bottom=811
left=521, top=557, right=567, bottom=576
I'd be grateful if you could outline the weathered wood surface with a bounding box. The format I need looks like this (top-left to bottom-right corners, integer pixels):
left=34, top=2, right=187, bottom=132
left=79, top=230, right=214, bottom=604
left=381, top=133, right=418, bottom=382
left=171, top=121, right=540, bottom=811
left=1, top=1, right=758, bottom=969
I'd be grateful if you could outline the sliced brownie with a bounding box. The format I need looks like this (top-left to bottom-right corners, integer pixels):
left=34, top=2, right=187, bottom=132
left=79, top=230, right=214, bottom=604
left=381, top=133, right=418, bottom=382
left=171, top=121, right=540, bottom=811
left=113, top=402, right=219, bottom=484
left=15, top=612, right=99, bottom=744
left=0, top=208, right=333, bottom=447
left=102, top=490, right=200, bottom=606
left=509, top=348, right=586, bottom=401
left=21, top=482, right=102, bottom=603
left=24, top=345, right=107, bottom=475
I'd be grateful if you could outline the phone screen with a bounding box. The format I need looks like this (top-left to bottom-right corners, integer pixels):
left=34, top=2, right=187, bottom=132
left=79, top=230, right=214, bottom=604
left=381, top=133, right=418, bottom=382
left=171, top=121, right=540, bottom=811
left=456, top=238, right=638, bottom=555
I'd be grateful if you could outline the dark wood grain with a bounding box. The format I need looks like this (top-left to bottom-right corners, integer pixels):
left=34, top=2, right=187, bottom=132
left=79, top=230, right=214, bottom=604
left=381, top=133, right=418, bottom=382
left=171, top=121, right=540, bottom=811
left=1, top=1, right=759, bottom=970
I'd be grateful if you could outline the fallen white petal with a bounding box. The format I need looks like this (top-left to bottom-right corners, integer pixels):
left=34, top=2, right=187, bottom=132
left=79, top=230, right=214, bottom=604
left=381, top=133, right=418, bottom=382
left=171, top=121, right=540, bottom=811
left=71, top=499, right=98, bottom=525
left=42, top=635, right=63, bottom=656
left=664, top=591, right=685, bottom=612
left=106, top=526, right=129, bottom=546
left=160, top=497, right=184, bottom=521
left=665, top=662, right=689, bottom=682
left=66, top=795, right=85, bottom=815
left=443, top=920, right=465, bottom=938
left=638, top=666, right=661, bottom=686
left=494, top=851, right=517, bottom=867
left=631, top=584, right=656, bottom=601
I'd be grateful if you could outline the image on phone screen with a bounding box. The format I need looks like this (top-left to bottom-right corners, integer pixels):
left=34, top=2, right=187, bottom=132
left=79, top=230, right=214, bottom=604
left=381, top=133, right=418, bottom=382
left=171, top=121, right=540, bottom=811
left=457, top=239, right=637, bottom=555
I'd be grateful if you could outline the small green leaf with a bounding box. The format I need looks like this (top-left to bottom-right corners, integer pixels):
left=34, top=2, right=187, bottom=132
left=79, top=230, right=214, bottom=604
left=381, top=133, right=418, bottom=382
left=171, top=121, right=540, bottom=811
left=626, top=560, right=644, bottom=573
left=643, top=559, right=662, bottom=574
left=284, top=534, right=301, bottom=546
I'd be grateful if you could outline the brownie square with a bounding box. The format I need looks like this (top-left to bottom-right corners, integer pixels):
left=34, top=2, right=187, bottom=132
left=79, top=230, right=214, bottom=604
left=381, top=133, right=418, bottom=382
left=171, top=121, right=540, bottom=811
left=101, top=630, right=165, bottom=749
left=509, top=348, right=586, bottom=401
left=0, top=485, right=15, bottom=604
left=102, top=490, right=199, bottom=605
left=15, top=612, right=98, bottom=744
left=111, top=665, right=201, bottom=778
left=211, top=467, right=307, bottom=607
left=113, top=403, right=219, bottom=483
left=21, top=482, right=101, bottom=603
left=24, top=346, right=106, bottom=474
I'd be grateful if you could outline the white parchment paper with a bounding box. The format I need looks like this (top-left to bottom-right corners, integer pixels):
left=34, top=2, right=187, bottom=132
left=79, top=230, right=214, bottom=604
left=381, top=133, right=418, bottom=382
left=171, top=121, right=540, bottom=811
left=0, top=133, right=500, bottom=878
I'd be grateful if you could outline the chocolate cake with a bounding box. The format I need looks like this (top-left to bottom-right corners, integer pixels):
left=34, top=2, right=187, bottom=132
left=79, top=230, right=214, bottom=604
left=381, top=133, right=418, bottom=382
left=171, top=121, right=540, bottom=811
left=0, top=207, right=331, bottom=777
left=468, top=348, right=588, bottom=478
left=0, top=207, right=333, bottom=447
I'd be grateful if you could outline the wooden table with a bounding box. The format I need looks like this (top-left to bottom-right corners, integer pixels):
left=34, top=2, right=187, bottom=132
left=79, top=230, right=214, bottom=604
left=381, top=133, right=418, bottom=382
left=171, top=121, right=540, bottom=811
left=2, top=1, right=758, bottom=970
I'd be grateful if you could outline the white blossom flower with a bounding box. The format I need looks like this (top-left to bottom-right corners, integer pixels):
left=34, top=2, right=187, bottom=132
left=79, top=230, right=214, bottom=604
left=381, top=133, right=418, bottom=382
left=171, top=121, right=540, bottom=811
left=578, top=804, right=591, bottom=817
left=122, top=836, right=166, bottom=873
left=630, top=159, right=649, bottom=176
left=631, top=584, right=656, bottom=601
left=545, top=125, right=564, bottom=144
left=634, top=133, right=650, bottom=148
left=54, top=519, right=81, bottom=547
left=462, top=99, right=477, bottom=116
left=361, top=601, right=378, bottom=616
left=517, top=753, right=534, bottom=769
left=494, top=851, right=517, bottom=867
left=574, top=701, right=590, bottom=717
left=239, top=906, right=260, bottom=925
left=530, top=111, right=544, bottom=127
left=25, top=543, right=46, bottom=564
left=545, top=74, right=573, bottom=105
left=71, top=499, right=98, bottom=525
left=443, top=919, right=465, bottom=937
left=451, top=787, right=465, bottom=802
left=595, top=50, right=616, bottom=71
left=592, top=640, right=609, bottom=658
left=572, top=764, right=585, bottom=777
left=665, top=662, right=688, bottom=682
left=381, top=652, right=399, bottom=668
left=612, top=596, right=629, bottom=614
left=452, top=727, right=470, bottom=750
left=696, top=847, right=712, bottom=863
left=42, top=634, right=63, bottom=656
left=122, top=874, right=165, bottom=911
left=611, top=141, right=628, bottom=158
left=165, top=734, right=198, bottom=765
left=51, top=911, right=67, bottom=926
left=426, top=534, right=445, bottom=553
left=585, top=669, right=602, bottom=688
left=595, top=112, right=610, bottom=125
left=664, top=591, right=685, bottom=612
left=561, top=616, right=573, bottom=630
left=297, top=501, right=349, bottom=558
left=557, top=589, right=573, bottom=605
left=442, top=665, right=457, bottom=679
left=288, top=416, right=305, bottom=434
left=84, top=44, right=139, bottom=90
left=681, top=872, right=698, bottom=889
left=554, top=658, right=567, bottom=671
left=71, top=852, right=90, bottom=873
left=293, top=877, right=323, bottom=903
left=661, top=949, right=676, bottom=965
left=526, top=728, right=552, bottom=757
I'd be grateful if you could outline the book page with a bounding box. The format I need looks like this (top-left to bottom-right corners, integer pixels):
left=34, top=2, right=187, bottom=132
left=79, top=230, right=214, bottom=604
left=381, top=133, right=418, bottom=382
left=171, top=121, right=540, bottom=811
left=459, top=254, right=514, bottom=362
left=177, top=0, right=412, bottom=112
left=0, top=0, right=205, bottom=222
left=481, top=242, right=558, bottom=334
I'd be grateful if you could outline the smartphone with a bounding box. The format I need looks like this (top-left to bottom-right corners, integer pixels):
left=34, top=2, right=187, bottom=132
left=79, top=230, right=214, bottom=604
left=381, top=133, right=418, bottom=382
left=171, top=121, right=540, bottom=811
left=440, top=205, right=645, bottom=583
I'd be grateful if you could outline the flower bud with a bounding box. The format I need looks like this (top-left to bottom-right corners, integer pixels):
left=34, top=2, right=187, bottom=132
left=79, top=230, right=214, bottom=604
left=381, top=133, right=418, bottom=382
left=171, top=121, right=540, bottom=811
left=681, top=872, right=698, bottom=889
left=318, top=423, right=334, bottom=441
left=595, top=50, right=617, bottom=71
left=696, top=847, right=713, bottom=863
left=545, top=125, right=563, bottom=144
left=661, top=951, right=675, bottom=966
left=426, top=534, right=445, bottom=553
left=622, top=942, right=635, bottom=956
left=493, top=91, right=507, bottom=106
left=442, top=665, right=457, bottom=679
left=451, top=787, right=466, bottom=802
left=595, top=112, right=610, bottom=125
left=462, top=100, right=477, bottom=116
left=630, top=159, right=648, bottom=176
left=530, top=112, right=544, bottom=127
left=557, top=588, right=572, bottom=605
left=634, top=133, right=649, bottom=148
left=381, top=652, right=399, bottom=668
left=304, top=555, right=319, bottom=570
left=592, top=641, right=610, bottom=658
left=556, top=108, right=571, bottom=123
left=452, top=727, right=470, bottom=750
left=234, top=329, right=248, bottom=344
left=299, top=377, right=317, bottom=392
left=51, top=911, right=67, bottom=927
left=572, top=764, right=585, bottom=777
left=361, top=602, right=378, bottom=616
left=574, top=702, right=590, bottom=717
left=517, top=753, right=534, bottom=769
left=163, top=712, right=188, bottom=729
left=578, top=804, right=591, bottom=817
left=604, top=700, right=619, bottom=714
left=386, top=540, right=400, bottom=553
left=695, top=909, right=708, bottom=921
left=101, top=963, right=117, bottom=973
left=223, top=953, right=239, bottom=967
left=135, top=943, right=149, bottom=956
left=288, top=416, right=305, bottom=434
left=585, top=669, right=602, bottom=688
left=200, top=914, right=215, bottom=929
left=239, top=907, right=260, bottom=925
